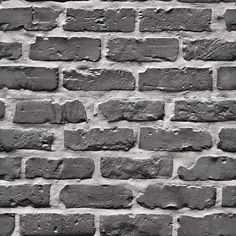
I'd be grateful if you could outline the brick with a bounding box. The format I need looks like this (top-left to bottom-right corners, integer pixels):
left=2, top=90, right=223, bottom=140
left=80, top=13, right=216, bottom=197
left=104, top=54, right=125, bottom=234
left=25, top=157, right=94, bottom=179
left=224, top=9, right=236, bottom=31
left=217, top=67, right=236, bottom=90
left=100, top=214, right=172, bottom=236
left=107, top=38, right=179, bottom=62
left=0, top=214, right=15, bottom=236
left=60, top=185, right=133, bottom=208
left=0, top=129, right=53, bottom=152
left=20, top=214, right=95, bottom=236
left=64, top=8, right=135, bottom=32
left=29, top=37, right=101, bottom=61
left=0, top=157, right=21, bottom=181
left=139, top=68, right=213, bottom=91
left=14, top=100, right=87, bottom=124
left=0, top=8, right=58, bottom=31
left=0, top=185, right=50, bottom=207
left=183, top=39, right=236, bottom=61
left=179, top=156, right=236, bottom=181
left=98, top=100, right=164, bottom=122
left=0, top=42, right=21, bottom=60
left=139, top=127, right=212, bottom=151
left=0, top=66, right=58, bottom=91
left=172, top=100, right=236, bottom=122
left=137, top=185, right=216, bottom=210
left=218, top=128, right=236, bottom=152
left=63, top=69, right=135, bottom=91
left=0, top=101, right=5, bottom=119
left=140, top=8, right=211, bottom=32
left=26, top=0, right=88, bottom=1
left=179, top=0, right=234, bottom=2
left=101, top=156, right=172, bottom=179
left=178, top=214, right=236, bottom=236
left=222, top=186, right=236, bottom=207
left=64, top=128, right=135, bottom=151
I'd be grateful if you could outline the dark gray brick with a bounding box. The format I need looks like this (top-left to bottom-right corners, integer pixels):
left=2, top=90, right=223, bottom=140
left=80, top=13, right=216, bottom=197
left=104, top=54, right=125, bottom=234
left=217, top=67, right=236, bottom=90
left=137, top=185, right=216, bottom=210
left=107, top=38, right=179, bottom=62
left=0, top=157, right=21, bottom=181
left=64, top=8, right=135, bottom=32
left=60, top=185, right=133, bottom=208
left=64, top=128, right=135, bottom=151
left=139, top=127, right=212, bottom=151
left=0, top=101, right=5, bottom=119
left=101, top=156, right=173, bottom=179
left=0, top=214, right=15, bottom=236
left=25, top=157, right=94, bottom=179
left=218, top=128, right=236, bottom=152
left=222, top=186, right=236, bottom=207
left=30, top=37, right=101, bottom=61
left=0, top=42, right=21, bottom=60
left=224, top=9, right=236, bottom=31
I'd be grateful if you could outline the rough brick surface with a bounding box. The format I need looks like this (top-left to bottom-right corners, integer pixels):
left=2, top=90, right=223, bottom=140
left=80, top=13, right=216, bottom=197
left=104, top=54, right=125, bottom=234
left=0, top=101, right=5, bottom=119
left=25, top=157, right=94, bottom=179
left=20, top=214, right=95, bottom=236
left=63, top=69, right=135, bottom=91
left=179, top=156, right=236, bottom=181
left=107, top=38, right=179, bottom=62
left=172, top=100, right=236, bottom=122
left=64, top=128, right=135, bottom=151
left=101, top=156, right=173, bottom=179
left=222, top=186, right=236, bottom=207
left=178, top=214, right=236, bottom=236
left=217, top=67, right=236, bottom=90
left=60, top=185, right=133, bottom=208
left=140, top=8, right=211, bottom=32
left=139, top=128, right=212, bottom=151
left=100, top=215, right=172, bottom=236
left=218, top=128, right=236, bottom=152
left=14, top=100, right=87, bottom=124
left=137, top=185, right=216, bottom=210
left=0, top=157, right=21, bottom=181
left=0, top=185, right=50, bottom=207
left=139, top=68, right=213, bottom=91
left=0, top=67, right=58, bottom=91
left=0, top=214, right=15, bottom=236
left=98, top=100, right=164, bottom=121
left=223, top=9, right=236, bottom=31
left=30, top=37, right=101, bottom=61
left=0, top=42, right=22, bottom=60
left=64, top=8, right=135, bottom=32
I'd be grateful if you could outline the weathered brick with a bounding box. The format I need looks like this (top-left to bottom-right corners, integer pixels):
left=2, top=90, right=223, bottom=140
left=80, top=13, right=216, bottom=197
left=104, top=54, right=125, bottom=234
left=140, top=8, right=211, bottom=32
left=139, top=68, right=213, bottom=91
left=139, top=127, right=212, bottom=151
left=179, top=156, right=236, bottom=181
left=100, top=214, right=172, bottom=236
left=101, top=156, right=173, bottom=179
left=172, top=100, right=236, bottom=122
left=178, top=214, right=236, bottom=236
left=183, top=39, right=236, bottom=61
left=218, top=128, right=236, bottom=152
left=137, top=185, right=216, bottom=210
left=26, top=0, right=88, bottom=1
left=98, top=100, right=164, bottom=122
left=60, top=185, right=133, bottom=208
left=224, top=9, right=236, bottom=31
left=30, top=37, right=101, bottom=61
left=63, top=69, right=135, bottom=91
left=0, top=8, right=58, bottom=31
left=222, top=186, right=236, bottom=207
left=20, top=214, right=95, bottom=236
left=178, top=0, right=234, bottom=2
left=14, top=100, right=87, bottom=124
left=0, top=157, right=21, bottom=181
left=64, top=8, right=135, bottom=32
left=0, top=42, right=21, bottom=60
left=64, top=128, right=135, bottom=151
left=0, top=101, right=5, bottom=119
left=0, top=66, right=58, bottom=91
left=217, top=67, right=236, bottom=90
left=0, top=185, right=50, bottom=207
left=0, top=214, right=15, bottom=236
left=25, top=157, right=94, bottom=179
left=107, top=38, right=179, bottom=62
left=0, top=129, right=53, bottom=152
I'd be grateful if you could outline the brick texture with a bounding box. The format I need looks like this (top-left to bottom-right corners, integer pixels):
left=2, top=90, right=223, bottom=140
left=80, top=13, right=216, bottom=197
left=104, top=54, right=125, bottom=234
left=0, top=1, right=234, bottom=235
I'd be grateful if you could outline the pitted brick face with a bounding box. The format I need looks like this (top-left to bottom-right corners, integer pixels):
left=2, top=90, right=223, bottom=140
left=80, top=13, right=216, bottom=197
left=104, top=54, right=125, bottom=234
left=0, top=1, right=235, bottom=235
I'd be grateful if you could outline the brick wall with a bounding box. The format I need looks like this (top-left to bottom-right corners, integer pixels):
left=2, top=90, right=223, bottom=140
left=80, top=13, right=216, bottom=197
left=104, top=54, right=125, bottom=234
left=0, top=0, right=235, bottom=235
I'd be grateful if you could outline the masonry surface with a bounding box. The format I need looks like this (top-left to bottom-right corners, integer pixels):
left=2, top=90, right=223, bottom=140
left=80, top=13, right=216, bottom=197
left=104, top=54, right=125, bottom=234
left=0, top=0, right=235, bottom=235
